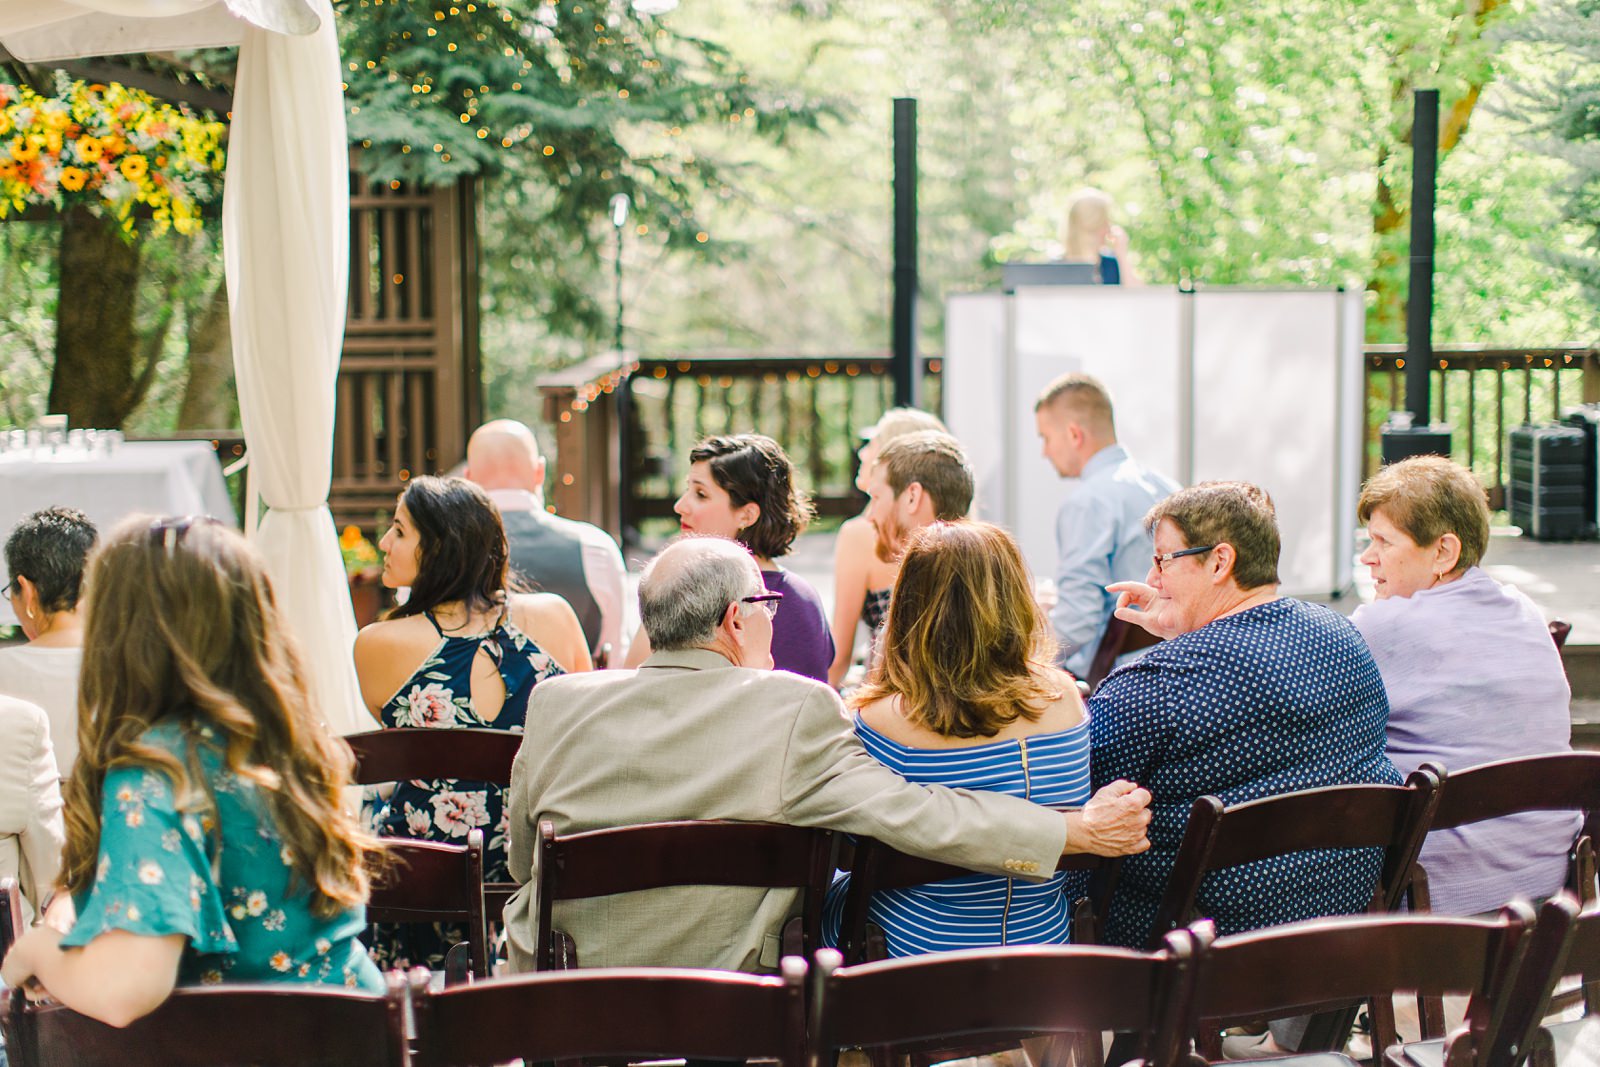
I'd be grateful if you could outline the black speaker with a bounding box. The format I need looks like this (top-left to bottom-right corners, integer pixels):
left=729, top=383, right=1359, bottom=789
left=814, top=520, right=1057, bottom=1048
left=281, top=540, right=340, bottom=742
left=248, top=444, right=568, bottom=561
left=1380, top=425, right=1453, bottom=465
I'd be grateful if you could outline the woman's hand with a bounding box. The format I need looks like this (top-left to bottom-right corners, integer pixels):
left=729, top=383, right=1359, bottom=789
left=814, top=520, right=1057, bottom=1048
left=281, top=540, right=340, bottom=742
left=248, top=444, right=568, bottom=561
left=2, top=923, right=61, bottom=997
left=1107, top=580, right=1182, bottom=640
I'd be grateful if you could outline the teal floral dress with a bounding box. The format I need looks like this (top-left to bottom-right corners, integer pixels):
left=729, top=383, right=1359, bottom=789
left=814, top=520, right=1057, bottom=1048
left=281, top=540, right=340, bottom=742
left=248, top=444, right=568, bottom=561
left=366, top=610, right=564, bottom=970
left=60, top=720, right=381, bottom=992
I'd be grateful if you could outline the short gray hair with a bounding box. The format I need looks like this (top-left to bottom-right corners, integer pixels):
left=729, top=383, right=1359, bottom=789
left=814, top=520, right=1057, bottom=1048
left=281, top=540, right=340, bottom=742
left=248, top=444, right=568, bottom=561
left=639, top=537, right=762, bottom=651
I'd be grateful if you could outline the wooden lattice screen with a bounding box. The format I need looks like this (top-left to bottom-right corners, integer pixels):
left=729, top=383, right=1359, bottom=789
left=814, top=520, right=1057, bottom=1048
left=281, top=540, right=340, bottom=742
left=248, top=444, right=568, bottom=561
left=332, top=157, right=481, bottom=530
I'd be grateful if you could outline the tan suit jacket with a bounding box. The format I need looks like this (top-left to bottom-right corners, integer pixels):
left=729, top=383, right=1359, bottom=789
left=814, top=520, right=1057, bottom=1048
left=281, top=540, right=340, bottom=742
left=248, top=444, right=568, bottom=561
left=0, top=695, right=65, bottom=923
left=503, top=648, right=1067, bottom=973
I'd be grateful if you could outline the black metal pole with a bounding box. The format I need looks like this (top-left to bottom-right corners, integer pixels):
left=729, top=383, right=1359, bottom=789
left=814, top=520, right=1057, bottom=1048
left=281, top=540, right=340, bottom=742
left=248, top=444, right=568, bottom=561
left=1406, top=89, right=1438, bottom=426
left=891, top=98, right=919, bottom=408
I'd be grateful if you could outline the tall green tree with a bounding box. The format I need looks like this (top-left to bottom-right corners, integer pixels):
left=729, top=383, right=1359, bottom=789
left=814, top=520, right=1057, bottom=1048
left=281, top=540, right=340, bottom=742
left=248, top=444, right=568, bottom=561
left=337, top=0, right=833, bottom=354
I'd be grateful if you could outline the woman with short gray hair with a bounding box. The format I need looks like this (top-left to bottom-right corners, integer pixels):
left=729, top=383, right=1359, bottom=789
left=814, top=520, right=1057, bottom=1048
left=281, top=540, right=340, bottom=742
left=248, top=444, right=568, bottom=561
left=2, top=506, right=97, bottom=775
left=1086, top=481, right=1398, bottom=960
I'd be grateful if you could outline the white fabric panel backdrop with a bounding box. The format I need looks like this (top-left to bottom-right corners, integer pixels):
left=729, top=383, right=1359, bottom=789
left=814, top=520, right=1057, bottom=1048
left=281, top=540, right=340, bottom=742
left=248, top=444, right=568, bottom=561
left=0, top=0, right=368, bottom=735
left=944, top=286, right=1364, bottom=599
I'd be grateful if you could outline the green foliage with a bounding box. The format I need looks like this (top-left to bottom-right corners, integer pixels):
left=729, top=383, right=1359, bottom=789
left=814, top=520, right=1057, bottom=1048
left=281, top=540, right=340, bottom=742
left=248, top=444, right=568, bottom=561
left=1510, top=0, right=1600, bottom=309
left=337, top=0, right=835, bottom=395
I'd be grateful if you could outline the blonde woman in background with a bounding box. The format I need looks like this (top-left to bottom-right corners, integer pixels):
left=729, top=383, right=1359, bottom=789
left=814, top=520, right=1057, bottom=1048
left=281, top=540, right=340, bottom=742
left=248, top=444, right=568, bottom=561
left=1062, top=187, right=1143, bottom=286
left=828, top=407, right=948, bottom=687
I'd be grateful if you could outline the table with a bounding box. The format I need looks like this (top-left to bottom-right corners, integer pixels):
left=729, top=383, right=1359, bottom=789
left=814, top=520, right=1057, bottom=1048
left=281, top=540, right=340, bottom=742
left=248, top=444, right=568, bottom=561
left=0, top=441, right=236, bottom=626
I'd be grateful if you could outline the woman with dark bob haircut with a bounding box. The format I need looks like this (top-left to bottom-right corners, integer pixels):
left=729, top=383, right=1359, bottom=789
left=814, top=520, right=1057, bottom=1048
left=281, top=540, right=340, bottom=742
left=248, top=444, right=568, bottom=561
left=820, top=521, right=1097, bottom=955
left=352, top=475, right=590, bottom=970
left=624, top=434, right=834, bottom=682
left=2, top=506, right=97, bottom=775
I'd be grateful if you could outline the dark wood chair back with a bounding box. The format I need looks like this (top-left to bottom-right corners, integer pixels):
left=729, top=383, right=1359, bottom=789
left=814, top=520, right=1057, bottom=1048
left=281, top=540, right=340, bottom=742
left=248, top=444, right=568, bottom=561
left=1189, top=904, right=1537, bottom=1065
left=1086, top=616, right=1162, bottom=691
left=1423, top=753, right=1600, bottom=905
left=1550, top=620, right=1572, bottom=651
left=368, top=828, right=490, bottom=981
left=345, top=728, right=522, bottom=787
left=0, top=877, right=23, bottom=957
left=833, top=835, right=1122, bottom=963
left=2, top=973, right=411, bottom=1067
left=1148, top=767, right=1443, bottom=949
left=408, top=957, right=808, bottom=1067
left=810, top=935, right=1200, bottom=1067
left=535, top=820, right=834, bottom=971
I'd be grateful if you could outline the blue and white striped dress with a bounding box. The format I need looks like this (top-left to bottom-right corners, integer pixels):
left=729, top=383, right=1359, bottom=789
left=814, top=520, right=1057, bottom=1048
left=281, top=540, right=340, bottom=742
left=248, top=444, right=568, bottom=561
left=821, top=715, right=1092, bottom=957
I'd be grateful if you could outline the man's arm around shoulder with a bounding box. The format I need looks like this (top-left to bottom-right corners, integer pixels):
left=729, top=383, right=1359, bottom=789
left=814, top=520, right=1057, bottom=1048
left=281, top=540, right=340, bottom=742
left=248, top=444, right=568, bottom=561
left=775, top=684, right=1150, bottom=880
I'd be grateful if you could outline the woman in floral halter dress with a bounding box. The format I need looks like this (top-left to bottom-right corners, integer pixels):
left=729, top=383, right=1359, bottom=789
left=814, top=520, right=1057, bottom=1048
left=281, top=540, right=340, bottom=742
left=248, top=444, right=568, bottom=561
left=353, top=476, right=591, bottom=970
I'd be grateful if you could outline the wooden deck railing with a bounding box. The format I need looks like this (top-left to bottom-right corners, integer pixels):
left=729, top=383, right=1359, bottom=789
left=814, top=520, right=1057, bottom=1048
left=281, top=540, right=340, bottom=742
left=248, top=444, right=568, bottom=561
left=1364, top=345, right=1599, bottom=508
left=540, top=344, right=1597, bottom=546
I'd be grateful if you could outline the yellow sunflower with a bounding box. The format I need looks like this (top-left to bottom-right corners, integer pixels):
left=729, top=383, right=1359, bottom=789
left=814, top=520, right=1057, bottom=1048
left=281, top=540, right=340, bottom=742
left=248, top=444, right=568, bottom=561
left=118, top=153, right=148, bottom=181
left=59, top=166, right=88, bottom=191
left=75, top=136, right=103, bottom=163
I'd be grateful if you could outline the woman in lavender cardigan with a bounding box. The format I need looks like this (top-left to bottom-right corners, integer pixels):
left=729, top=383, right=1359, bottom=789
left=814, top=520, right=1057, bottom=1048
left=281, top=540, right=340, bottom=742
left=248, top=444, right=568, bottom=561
left=1353, top=456, right=1576, bottom=916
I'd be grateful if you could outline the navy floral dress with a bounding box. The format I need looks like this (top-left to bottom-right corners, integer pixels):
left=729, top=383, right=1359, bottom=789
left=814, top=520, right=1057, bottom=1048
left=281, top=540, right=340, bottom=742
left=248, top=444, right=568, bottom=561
left=366, top=609, right=564, bottom=970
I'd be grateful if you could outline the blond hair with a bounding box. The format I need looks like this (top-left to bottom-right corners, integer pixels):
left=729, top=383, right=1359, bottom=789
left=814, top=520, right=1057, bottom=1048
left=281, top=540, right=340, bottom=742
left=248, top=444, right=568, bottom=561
left=1063, top=188, right=1115, bottom=261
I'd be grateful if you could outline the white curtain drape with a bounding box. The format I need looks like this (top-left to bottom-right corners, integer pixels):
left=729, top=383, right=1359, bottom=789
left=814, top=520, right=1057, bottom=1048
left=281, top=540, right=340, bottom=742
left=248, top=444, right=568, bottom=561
left=224, top=0, right=368, bottom=736
left=0, top=1, right=317, bottom=60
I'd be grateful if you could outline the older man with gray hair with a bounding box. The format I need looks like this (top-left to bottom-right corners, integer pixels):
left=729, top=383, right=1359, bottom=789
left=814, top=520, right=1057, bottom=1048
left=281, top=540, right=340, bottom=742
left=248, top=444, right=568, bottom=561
left=502, top=534, right=1153, bottom=973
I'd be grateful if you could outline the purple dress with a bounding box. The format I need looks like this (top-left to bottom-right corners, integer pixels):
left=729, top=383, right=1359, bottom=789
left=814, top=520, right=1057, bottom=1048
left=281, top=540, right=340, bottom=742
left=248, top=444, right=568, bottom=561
left=762, top=568, right=834, bottom=683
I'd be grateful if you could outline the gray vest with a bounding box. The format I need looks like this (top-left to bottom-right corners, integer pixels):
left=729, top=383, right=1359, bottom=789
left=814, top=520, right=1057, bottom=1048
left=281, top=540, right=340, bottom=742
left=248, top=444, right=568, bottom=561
left=500, top=509, right=604, bottom=654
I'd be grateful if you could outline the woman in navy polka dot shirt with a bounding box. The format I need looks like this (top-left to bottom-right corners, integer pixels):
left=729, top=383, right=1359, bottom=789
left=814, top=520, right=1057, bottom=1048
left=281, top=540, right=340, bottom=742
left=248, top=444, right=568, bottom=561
left=1085, top=481, right=1399, bottom=950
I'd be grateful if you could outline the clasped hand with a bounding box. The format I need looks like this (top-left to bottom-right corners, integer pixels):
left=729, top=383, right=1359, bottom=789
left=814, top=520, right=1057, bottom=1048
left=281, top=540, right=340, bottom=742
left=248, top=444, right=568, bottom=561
left=1078, top=779, right=1153, bottom=856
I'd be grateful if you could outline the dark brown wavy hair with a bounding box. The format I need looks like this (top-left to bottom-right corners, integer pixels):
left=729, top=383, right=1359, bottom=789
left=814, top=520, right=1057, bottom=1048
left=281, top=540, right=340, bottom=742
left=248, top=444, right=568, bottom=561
left=852, top=521, right=1066, bottom=738
left=690, top=434, right=814, bottom=559
left=59, top=515, right=382, bottom=917
left=387, top=475, right=511, bottom=618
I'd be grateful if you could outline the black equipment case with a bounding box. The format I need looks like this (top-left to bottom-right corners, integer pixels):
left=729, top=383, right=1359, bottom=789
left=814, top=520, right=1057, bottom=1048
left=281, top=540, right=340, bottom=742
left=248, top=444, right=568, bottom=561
left=1507, top=423, right=1589, bottom=541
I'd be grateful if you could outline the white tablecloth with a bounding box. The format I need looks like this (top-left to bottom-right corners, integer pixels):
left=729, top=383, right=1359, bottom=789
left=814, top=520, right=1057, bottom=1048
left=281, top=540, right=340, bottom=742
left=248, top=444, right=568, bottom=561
left=0, top=441, right=236, bottom=626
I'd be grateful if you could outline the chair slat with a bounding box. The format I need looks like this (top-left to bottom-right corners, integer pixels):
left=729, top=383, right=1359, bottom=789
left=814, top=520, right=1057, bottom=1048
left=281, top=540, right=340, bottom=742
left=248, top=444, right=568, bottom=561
left=345, top=728, right=521, bottom=786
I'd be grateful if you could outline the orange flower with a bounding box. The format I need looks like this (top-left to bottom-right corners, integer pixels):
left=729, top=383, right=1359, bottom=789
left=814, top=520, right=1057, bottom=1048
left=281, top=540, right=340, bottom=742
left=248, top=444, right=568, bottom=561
left=59, top=166, right=88, bottom=191
left=43, top=109, right=69, bottom=131
left=0, top=161, right=16, bottom=180
left=118, top=153, right=148, bottom=181
left=43, top=130, right=62, bottom=155
left=9, top=138, right=38, bottom=162
left=75, top=136, right=103, bottom=163
left=340, top=525, right=363, bottom=549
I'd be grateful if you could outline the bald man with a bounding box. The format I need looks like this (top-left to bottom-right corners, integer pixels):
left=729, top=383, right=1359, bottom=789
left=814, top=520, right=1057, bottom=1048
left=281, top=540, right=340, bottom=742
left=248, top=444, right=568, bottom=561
left=465, top=419, right=626, bottom=657
left=502, top=535, right=1153, bottom=973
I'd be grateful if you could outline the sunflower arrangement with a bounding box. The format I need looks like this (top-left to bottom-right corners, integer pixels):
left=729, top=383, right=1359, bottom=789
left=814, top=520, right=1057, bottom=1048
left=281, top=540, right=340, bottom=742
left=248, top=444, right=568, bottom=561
left=0, top=74, right=226, bottom=235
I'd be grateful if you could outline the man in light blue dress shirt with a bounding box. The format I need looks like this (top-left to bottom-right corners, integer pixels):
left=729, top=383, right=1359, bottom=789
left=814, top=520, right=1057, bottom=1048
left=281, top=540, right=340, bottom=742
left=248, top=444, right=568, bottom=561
left=1034, top=373, right=1180, bottom=678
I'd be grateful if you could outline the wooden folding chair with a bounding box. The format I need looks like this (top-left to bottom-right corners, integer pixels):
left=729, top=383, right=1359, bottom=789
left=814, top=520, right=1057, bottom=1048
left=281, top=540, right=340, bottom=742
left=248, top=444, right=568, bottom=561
left=832, top=836, right=1122, bottom=963
left=407, top=958, right=808, bottom=1067
left=535, top=819, right=835, bottom=971
left=810, top=935, right=1200, bottom=1067
left=1408, top=753, right=1600, bottom=1034
left=1384, top=896, right=1584, bottom=1067
left=346, top=727, right=524, bottom=926
left=1146, top=767, right=1442, bottom=1053
left=0, top=877, right=22, bottom=957
left=344, top=727, right=522, bottom=790
left=1, top=972, right=411, bottom=1067
left=1185, top=903, right=1542, bottom=1067
left=367, top=829, right=491, bottom=982
left=1086, top=616, right=1163, bottom=691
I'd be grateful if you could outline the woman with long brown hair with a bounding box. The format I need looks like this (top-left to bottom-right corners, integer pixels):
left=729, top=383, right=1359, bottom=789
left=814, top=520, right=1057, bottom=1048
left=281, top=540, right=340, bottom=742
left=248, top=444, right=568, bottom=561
left=820, top=520, right=1092, bottom=956
left=1, top=516, right=384, bottom=1026
left=353, top=475, right=589, bottom=970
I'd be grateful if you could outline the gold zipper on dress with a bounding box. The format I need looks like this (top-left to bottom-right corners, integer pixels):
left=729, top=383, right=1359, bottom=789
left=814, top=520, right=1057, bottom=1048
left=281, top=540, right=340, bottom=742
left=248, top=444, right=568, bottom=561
left=1001, top=737, right=1033, bottom=946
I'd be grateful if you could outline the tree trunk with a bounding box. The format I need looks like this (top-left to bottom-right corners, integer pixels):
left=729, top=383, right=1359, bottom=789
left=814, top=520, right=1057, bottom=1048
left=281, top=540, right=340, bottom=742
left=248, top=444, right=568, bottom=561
left=46, top=208, right=144, bottom=428
left=176, top=278, right=234, bottom=429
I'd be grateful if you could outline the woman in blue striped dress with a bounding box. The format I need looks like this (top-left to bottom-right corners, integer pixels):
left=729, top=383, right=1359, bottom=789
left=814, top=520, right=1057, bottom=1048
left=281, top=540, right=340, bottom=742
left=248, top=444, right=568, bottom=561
left=821, top=521, right=1091, bottom=956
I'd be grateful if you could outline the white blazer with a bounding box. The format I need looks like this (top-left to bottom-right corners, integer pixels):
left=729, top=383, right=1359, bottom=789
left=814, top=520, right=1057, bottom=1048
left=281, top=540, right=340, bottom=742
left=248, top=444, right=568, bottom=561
left=0, top=695, right=65, bottom=922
